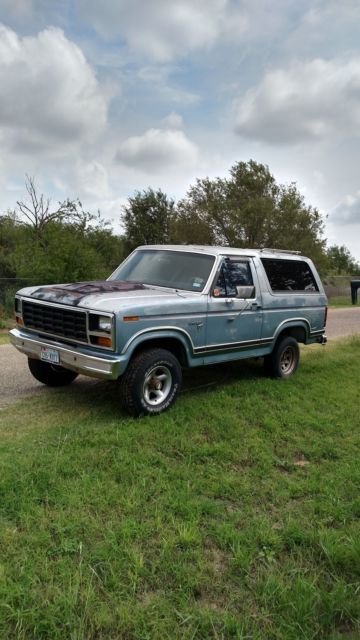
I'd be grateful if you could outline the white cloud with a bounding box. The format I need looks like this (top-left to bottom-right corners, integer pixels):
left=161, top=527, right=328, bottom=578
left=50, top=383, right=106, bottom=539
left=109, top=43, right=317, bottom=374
left=99, top=198, right=127, bottom=225
left=137, top=66, right=201, bottom=104
left=222, top=0, right=293, bottom=44
left=234, top=57, right=360, bottom=144
left=77, top=0, right=228, bottom=62
left=302, top=0, right=360, bottom=28
left=77, top=0, right=307, bottom=64
left=75, top=162, right=111, bottom=199
left=0, top=24, right=109, bottom=154
left=161, top=112, right=183, bottom=129
left=287, top=0, right=360, bottom=56
left=116, top=127, right=199, bottom=172
left=331, top=192, right=360, bottom=225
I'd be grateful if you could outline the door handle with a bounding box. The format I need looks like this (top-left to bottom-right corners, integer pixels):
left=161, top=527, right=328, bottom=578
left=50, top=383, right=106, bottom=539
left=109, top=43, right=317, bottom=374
left=250, top=302, right=262, bottom=310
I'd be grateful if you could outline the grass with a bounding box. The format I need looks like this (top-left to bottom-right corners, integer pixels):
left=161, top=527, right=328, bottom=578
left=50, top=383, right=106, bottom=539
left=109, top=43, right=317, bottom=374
left=1, top=338, right=360, bottom=639
left=328, top=296, right=355, bottom=307
left=0, top=316, right=14, bottom=343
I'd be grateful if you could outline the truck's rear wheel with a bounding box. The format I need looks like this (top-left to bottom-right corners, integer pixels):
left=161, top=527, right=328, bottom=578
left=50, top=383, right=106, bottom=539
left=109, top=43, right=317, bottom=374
left=120, top=348, right=182, bottom=417
left=265, top=336, right=300, bottom=378
left=28, top=358, right=78, bottom=386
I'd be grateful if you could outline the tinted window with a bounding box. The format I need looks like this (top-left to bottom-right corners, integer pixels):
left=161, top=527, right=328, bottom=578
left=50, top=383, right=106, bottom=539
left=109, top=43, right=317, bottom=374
left=214, top=260, right=253, bottom=297
left=261, top=258, right=318, bottom=292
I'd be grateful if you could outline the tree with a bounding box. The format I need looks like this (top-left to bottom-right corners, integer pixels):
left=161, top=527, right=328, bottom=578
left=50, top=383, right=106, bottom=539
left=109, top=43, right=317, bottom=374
left=173, top=160, right=327, bottom=269
left=0, top=213, right=18, bottom=278
left=327, top=245, right=360, bottom=275
left=6, top=220, right=125, bottom=284
left=14, top=175, right=97, bottom=246
left=122, top=188, right=175, bottom=252
left=0, top=176, right=126, bottom=285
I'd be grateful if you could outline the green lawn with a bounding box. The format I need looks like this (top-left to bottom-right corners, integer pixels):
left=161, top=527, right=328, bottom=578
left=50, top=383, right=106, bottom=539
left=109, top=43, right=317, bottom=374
left=328, top=296, right=355, bottom=307
left=0, top=317, right=14, bottom=343
left=1, top=339, right=360, bottom=639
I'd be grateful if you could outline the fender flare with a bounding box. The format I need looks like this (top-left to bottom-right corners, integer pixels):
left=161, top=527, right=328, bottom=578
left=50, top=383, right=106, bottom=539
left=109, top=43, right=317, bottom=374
left=121, top=327, right=195, bottom=364
left=272, top=318, right=311, bottom=344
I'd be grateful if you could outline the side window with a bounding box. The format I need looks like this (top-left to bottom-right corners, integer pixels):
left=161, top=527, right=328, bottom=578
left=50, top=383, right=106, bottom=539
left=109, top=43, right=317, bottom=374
left=213, top=260, right=253, bottom=297
left=261, top=258, right=319, bottom=292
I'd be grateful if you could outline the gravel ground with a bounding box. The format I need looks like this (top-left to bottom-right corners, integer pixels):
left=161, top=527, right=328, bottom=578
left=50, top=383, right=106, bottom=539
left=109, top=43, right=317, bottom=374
left=325, top=306, right=360, bottom=340
left=1, top=307, right=359, bottom=408
left=0, top=346, right=100, bottom=408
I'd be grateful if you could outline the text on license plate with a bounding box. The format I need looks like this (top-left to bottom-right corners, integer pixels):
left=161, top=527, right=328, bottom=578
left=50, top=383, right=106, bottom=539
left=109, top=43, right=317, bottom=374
left=40, top=348, right=60, bottom=364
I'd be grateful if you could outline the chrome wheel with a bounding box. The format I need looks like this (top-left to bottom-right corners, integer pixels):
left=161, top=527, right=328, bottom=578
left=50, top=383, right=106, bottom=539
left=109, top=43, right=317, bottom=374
left=120, top=348, right=182, bottom=417
left=280, top=346, right=297, bottom=375
left=143, top=365, right=173, bottom=406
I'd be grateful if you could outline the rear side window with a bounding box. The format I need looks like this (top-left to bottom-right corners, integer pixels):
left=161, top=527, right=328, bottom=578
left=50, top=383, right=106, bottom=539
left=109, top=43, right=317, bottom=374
left=261, top=258, right=319, bottom=292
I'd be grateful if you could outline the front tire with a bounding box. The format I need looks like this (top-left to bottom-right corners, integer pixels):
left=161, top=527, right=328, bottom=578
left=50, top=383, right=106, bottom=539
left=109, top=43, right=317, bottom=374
left=120, top=348, right=182, bottom=417
left=28, top=358, right=78, bottom=387
left=264, top=336, right=300, bottom=378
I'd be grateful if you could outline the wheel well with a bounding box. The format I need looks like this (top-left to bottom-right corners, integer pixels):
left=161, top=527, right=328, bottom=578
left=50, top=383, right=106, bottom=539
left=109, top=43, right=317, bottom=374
left=130, top=338, right=189, bottom=367
left=277, top=326, right=307, bottom=344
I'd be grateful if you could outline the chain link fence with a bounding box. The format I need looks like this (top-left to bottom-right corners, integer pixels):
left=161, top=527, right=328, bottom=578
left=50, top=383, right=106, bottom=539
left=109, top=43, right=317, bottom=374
left=323, top=275, right=360, bottom=303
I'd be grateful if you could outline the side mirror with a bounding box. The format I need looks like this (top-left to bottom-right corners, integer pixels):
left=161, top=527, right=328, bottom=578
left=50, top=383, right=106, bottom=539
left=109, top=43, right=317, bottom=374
left=236, top=285, right=255, bottom=299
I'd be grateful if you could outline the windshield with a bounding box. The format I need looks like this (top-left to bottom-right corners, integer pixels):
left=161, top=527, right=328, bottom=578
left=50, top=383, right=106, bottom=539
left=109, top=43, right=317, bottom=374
left=109, top=249, right=215, bottom=292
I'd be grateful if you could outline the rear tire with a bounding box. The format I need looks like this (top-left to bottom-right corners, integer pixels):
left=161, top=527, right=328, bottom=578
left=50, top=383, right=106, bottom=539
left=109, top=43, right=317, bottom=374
left=120, top=348, right=182, bottom=417
left=28, top=358, right=78, bottom=387
left=264, top=336, right=299, bottom=378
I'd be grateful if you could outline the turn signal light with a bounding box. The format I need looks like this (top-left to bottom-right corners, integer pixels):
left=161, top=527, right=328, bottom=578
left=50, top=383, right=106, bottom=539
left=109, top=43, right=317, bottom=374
left=16, top=316, right=24, bottom=326
left=95, top=336, right=112, bottom=348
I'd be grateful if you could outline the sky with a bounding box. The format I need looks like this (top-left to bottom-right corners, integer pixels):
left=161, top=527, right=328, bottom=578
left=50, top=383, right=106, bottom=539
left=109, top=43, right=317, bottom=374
left=0, top=0, right=360, bottom=261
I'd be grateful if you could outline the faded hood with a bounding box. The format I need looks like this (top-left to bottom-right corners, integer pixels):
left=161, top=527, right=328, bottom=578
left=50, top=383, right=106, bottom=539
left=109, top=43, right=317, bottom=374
left=28, top=280, right=147, bottom=306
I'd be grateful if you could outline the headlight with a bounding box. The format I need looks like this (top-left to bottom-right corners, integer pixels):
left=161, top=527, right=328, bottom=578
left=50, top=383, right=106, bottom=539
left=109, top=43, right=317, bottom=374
left=88, top=313, right=114, bottom=349
left=98, top=316, right=112, bottom=332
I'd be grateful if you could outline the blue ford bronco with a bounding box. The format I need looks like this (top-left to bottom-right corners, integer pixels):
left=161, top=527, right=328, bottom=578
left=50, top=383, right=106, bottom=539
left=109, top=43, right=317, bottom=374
left=10, top=245, right=327, bottom=416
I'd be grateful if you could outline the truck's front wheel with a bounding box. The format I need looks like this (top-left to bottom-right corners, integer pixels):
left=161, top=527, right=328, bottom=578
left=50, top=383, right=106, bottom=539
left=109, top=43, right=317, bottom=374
left=120, top=348, right=182, bottom=417
left=28, top=358, right=78, bottom=386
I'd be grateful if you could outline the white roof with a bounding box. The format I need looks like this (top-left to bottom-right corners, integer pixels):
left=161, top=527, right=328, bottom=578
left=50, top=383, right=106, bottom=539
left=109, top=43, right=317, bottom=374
left=136, top=244, right=306, bottom=260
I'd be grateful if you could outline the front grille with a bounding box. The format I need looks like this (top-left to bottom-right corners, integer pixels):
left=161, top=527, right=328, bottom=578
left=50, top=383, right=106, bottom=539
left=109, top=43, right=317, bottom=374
left=23, top=301, right=87, bottom=343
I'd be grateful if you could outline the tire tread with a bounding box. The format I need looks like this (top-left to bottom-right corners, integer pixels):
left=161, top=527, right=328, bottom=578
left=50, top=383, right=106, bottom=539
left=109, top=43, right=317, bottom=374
left=119, top=348, right=181, bottom=417
left=265, top=336, right=300, bottom=378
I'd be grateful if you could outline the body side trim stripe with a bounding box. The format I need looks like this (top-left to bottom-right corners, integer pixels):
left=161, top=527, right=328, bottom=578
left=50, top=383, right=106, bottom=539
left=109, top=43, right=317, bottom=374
left=194, top=338, right=273, bottom=354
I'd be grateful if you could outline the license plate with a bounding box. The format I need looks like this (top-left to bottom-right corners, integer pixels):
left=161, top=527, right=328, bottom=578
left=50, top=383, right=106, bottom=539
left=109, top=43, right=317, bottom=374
left=40, top=347, right=60, bottom=364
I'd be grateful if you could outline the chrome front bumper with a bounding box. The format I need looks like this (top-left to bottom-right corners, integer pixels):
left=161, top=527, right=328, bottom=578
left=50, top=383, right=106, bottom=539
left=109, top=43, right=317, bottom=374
left=9, top=328, right=124, bottom=380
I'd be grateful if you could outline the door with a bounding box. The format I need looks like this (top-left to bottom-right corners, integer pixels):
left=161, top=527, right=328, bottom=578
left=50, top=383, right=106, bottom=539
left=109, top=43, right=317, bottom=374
left=205, top=257, right=263, bottom=356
